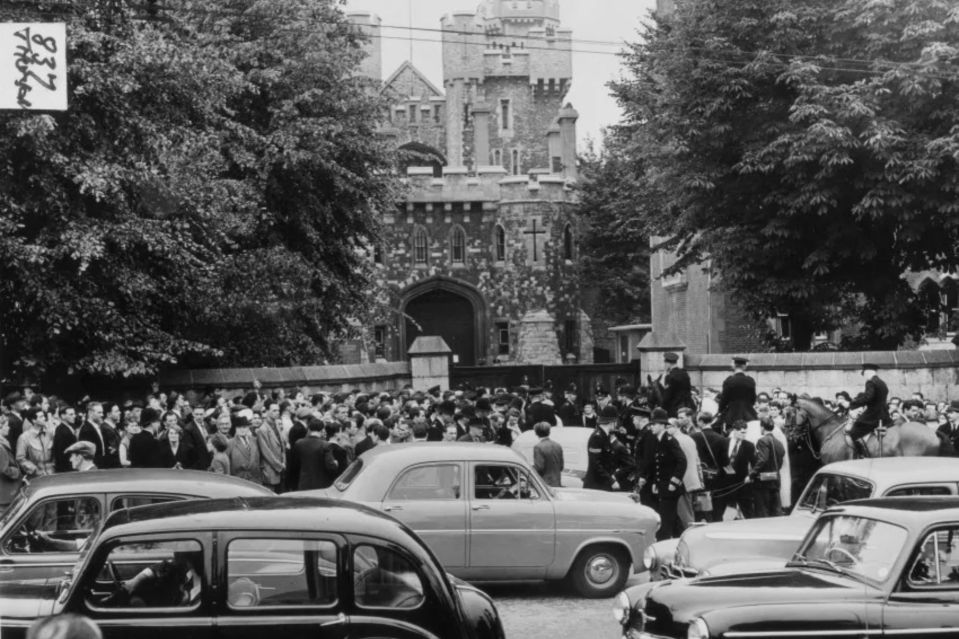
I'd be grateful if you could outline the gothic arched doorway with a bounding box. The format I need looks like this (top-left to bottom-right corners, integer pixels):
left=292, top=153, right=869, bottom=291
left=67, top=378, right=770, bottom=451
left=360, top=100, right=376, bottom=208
left=401, top=277, right=486, bottom=365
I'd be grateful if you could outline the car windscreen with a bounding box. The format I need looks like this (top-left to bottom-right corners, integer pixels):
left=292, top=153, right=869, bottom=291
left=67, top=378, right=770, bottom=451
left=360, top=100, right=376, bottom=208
left=793, top=514, right=907, bottom=584
left=0, top=491, right=26, bottom=529
left=334, top=458, right=363, bottom=492
left=795, top=473, right=873, bottom=513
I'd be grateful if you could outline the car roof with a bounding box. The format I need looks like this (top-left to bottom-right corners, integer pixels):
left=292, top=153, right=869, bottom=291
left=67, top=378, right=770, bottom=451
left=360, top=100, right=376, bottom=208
left=22, top=469, right=273, bottom=500
left=826, top=496, right=959, bottom=527
left=101, top=496, right=421, bottom=545
left=360, top=441, right=528, bottom=464
left=815, top=457, right=959, bottom=486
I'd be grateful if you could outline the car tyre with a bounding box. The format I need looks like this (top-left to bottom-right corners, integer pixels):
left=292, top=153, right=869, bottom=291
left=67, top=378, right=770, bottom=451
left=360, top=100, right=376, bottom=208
left=568, top=545, right=629, bottom=598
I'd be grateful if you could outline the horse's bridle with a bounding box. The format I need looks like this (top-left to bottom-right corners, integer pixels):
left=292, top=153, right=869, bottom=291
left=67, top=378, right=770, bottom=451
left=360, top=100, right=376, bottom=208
left=795, top=404, right=847, bottom=461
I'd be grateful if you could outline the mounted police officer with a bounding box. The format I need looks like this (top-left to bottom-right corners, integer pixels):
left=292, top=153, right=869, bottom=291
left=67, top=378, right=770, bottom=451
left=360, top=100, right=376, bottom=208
left=584, top=405, right=619, bottom=491
left=718, top=356, right=757, bottom=433
left=847, top=363, right=890, bottom=459
left=660, top=352, right=695, bottom=417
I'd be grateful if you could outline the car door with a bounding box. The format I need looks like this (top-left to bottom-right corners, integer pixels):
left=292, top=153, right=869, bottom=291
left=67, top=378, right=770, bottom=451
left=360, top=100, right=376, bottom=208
left=378, top=463, right=467, bottom=570
left=214, top=532, right=350, bottom=639
left=884, top=523, right=959, bottom=638
left=0, top=493, right=104, bottom=588
left=73, top=532, right=215, bottom=639
left=466, top=462, right=555, bottom=577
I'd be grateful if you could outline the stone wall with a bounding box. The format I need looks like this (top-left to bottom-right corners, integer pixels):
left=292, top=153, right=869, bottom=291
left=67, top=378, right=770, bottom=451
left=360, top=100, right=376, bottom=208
left=158, top=362, right=412, bottom=394
left=685, top=350, right=959, bottom=401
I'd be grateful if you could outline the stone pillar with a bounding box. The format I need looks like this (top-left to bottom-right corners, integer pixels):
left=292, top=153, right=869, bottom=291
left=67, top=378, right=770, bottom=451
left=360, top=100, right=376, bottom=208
left=517, top=309, right=562, bottom=365
left=472, top=102, right=491, bottom=168
left=636, top=332, right=686, bottom=383
left=557, top=104, right=579, bottom=181
left=446, top=79, right=465, bottom=167
left=408, top=336, right=452, bottom=392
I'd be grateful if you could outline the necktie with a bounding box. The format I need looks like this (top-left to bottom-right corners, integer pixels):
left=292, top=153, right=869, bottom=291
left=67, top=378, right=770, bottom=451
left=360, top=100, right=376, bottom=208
left=732, top=440, right=740, bottom=458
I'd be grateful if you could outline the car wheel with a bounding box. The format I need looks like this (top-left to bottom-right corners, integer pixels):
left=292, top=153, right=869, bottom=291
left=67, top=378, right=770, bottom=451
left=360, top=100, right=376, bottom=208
left=568, top=545, right=629, bottom=598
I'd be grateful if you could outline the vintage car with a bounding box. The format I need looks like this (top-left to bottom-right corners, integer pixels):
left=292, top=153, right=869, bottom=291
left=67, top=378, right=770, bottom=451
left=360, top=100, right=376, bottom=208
left=615, top=497, right=959, bottom=639
left=0, top=496, right=506, bottom=639
left=294, top=442, right=659, bottom=597
left=511, top=425, right=591, bottom=488
left=645, top=457, right=959, bottom=580
left=0, top=469, right=271, bottom=589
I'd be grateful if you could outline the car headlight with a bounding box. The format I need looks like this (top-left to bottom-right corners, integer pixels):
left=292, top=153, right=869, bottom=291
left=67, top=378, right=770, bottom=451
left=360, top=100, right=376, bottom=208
left=643, top=545, right=657, bottom=572
left=612, top=591, right=631, bottom=625
left=688, top=617, right=710, bottom=639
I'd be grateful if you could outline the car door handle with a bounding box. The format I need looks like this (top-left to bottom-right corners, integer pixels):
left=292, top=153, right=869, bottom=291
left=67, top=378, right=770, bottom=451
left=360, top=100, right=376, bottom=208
left=471, top=504, right=489, bottom=511
left=383, top=505, right=403, bottom=512
left=0, top=560, right=13, bottom=574
left=320, top=613, right=346, bottom=627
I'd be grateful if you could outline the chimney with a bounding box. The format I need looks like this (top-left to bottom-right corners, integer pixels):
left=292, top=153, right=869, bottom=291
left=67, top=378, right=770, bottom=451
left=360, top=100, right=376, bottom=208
left=471, top=102, right=492, bottom=168
left=557, top=103, right=579, bottom=180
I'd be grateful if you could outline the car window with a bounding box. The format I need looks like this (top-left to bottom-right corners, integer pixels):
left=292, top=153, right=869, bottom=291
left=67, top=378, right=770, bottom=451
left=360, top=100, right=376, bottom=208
left=87, top=538, right=203, bottom=610
left=353, top=544, right=425, bottom=609
left=907, top=528, right=959, bottom=588
left=886, top=486, right=953, bottom=497
left=796, top=473, right=873, bottom=511
left=226, top=538, right=337, bottom=608
left=797, top=514, right=906, bottom=584
left=5, top=496, right=101, bottom=554
left=387, top=465, right=461, bottom=500
left=110, top=495, right=185, bottom=511
left=474, top=465, right=540, bottom=500
left=334, top=458, right=363, bottom=492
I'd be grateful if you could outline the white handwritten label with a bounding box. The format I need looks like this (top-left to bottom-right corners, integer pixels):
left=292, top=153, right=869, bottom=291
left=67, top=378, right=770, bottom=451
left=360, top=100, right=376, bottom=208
left=0, top=22, right=67, bottom=111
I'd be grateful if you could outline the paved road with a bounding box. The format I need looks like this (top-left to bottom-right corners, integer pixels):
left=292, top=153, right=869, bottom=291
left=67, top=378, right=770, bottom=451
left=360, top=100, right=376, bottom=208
left=481, top=573, right=647, bottom=639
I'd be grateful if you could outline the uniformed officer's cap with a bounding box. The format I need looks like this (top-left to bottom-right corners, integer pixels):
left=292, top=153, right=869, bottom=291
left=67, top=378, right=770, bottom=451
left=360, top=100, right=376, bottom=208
left=528, top=387, right=544, bottom=396
left=598, top=405, right=619, bottom=424
left=595, top=386, right=610, bottom=398
left=629, top=405, right=651, bottom=417
left=732, top=356, right=749, bottom=366
left=861, top=363, right=880, bottom=372
left=663, top=352, right=679, bottom=363
left=649, top=408, right=669, bottom=425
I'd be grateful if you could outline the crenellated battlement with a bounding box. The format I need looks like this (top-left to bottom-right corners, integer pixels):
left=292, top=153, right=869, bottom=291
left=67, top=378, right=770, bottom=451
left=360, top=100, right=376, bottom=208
left=401, top=166, right=575, bottom=203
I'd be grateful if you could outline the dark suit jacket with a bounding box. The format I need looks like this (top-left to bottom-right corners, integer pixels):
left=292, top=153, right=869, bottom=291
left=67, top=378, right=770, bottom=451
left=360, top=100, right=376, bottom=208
left=290, top=436, right=339, bottom=491
left=645, top=432, right=687, bottom=497
left=937, top=422, right=959, bottom=453
left=556, top=400, right=580, bottom=427
left=354, top=436, right=375, bottom=458
left=129, top=430, right=164, bottom=468
left=752, top=433, right=786, bottom=483
left=849, top=376, right=891, bottom=426
left=584, top=427, right=615, bottom=490
left=52, top=423, right=78, bottom=473
left=526, top=401, right=557, bottom=429
left=182, top=421, right=211, bottom=470
left=661, top=367, right=695, bottom=417
left=725, top=438, right=756, bottom=482
left=79, top=421, right=120, bottom=469
left=691, top=428, right=729, bottom=474
left=719, top=373, right=758, bottom=425
left=156, top=441, right=197, bottom=470
left=533, top=437, right=564, bottom=487
left=6, top=413, right=23, bottom=456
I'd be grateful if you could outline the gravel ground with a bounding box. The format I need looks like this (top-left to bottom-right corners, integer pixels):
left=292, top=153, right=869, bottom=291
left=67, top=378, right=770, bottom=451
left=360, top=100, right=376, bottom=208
left=479, top=573, right=647, bottom=639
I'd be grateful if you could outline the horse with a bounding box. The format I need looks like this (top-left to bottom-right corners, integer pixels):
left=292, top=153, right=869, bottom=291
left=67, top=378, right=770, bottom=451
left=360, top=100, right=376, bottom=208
left=645, top=374, right=664, bottom=410
left=791, top=395, right=943, bottom=464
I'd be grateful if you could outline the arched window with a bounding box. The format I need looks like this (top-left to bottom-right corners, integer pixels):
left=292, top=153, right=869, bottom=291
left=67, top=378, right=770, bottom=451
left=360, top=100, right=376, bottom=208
left=450, top=226, right=466, bottom=264
left=494, top=224, right=506, bottom=262
left=562, top=223, right=574, bottom=260
left=412, top=226, right=429, bottom=265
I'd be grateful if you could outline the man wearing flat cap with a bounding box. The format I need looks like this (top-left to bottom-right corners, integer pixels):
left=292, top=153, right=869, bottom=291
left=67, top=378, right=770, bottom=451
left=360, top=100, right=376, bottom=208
left=65, top=441, right=98, bottom=472
left=661, top=352, right=695, bottom=418
left=718, top=357, right=757, bottom=432
left=848, top=363, right=890, bottom=458
left=584, top=405, right=619, bottom=491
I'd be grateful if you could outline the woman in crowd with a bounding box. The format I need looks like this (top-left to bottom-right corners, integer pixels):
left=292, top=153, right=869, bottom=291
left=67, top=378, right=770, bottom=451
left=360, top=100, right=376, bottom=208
left=0, top=416, right=22, bottom=508
left=118, top=410, right=141, bottom=468
left=209, top=434, right=231, bottom=474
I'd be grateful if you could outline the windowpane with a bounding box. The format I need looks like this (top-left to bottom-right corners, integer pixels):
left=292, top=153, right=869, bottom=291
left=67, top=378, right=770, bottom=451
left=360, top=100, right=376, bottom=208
left=908, top=528, right=959, bottom=587
left=373, top=325, right=387, bottom=360
left=353, top=544, right=425, bottom=609
left=451, top=227, right=466, bottom=263
left=7, top=497, right=101, bottom=554
left=474, top=465, right=539, bottom=500
left=387, top=464, right=461, bottom=500
left=111, top=495, right=181, bottom=511
left=494, top=225, right=506, bottom=261
left=227, top=538, right=338, bottom=608
left=413, top=228, right=428, bottom=264
left=511, top=149, right=520, bottom=175
left=500, top=99, right=510, bottom=130
left=496, top=321, right=510, bottom=355
left=563, top=224, right=574, bottom=260
left=91, top=538, right=203, bottom=609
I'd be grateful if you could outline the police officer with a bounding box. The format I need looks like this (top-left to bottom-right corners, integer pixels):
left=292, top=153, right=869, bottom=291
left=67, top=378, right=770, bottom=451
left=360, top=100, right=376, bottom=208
left=717, top=356, right=757, bottom=432
left=848, top=363, right=890, bottom=458
left=660, top=352, right=695, bottom=417
left=583, top=405, right=619, bottom=491
left=637, top=408, right=687, bottom=540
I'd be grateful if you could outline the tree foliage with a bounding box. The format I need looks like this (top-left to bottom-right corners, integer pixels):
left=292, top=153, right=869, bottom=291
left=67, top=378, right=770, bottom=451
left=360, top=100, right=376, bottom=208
left=613, top=0, right=959, bottom=348
left=0, top=0, right=398, bottom=381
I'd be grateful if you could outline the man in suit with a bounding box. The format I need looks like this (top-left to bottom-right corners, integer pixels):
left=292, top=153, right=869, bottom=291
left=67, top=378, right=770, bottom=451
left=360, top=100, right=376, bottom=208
left=258, top=400, right=286, bottom=493
left=4, top=392, right=26, bottom=454
left=289, top=417, right=339, bottom=491
left=718, top=357, right=757, bottom=431
left=713, top=420, right=756, bottom=521
left=78, top=401, right=119, bottom=469
left=848, top=363, right=891, bottom=458
left=525, top=387, right=557, bottom=430
left=129, top=408, right=163, bottom=469
left=637, top=408, right=687, bottom=540
left=661, top=352, right=695, bottom=418
left=532, top=422, right=564, bottom=487
left=584, top=405, right=619, bottom=491
left=937, top=401, right=959, bottom=455
left=690, top=411, right=728, bottom=521
left=555, top=384, right=581, bottom=427
left=52, top=405, right=79, bottom=473
left=751, top=417, right=786, bottom=517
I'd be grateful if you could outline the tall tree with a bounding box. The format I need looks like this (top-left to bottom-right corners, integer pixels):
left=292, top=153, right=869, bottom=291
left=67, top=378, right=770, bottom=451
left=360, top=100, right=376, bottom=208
left=0, top=0, right=397, bottom=382
left=613, top=0, right=959, bottom=348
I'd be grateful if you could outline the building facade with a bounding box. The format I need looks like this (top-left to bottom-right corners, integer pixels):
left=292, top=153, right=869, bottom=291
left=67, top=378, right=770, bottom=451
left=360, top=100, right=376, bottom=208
left=348, top=0, right=591, bottom=366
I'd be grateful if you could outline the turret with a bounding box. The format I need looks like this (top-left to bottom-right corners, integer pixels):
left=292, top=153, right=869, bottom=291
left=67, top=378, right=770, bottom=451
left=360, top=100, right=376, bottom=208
left=346, top=12, right=382, bottom=82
